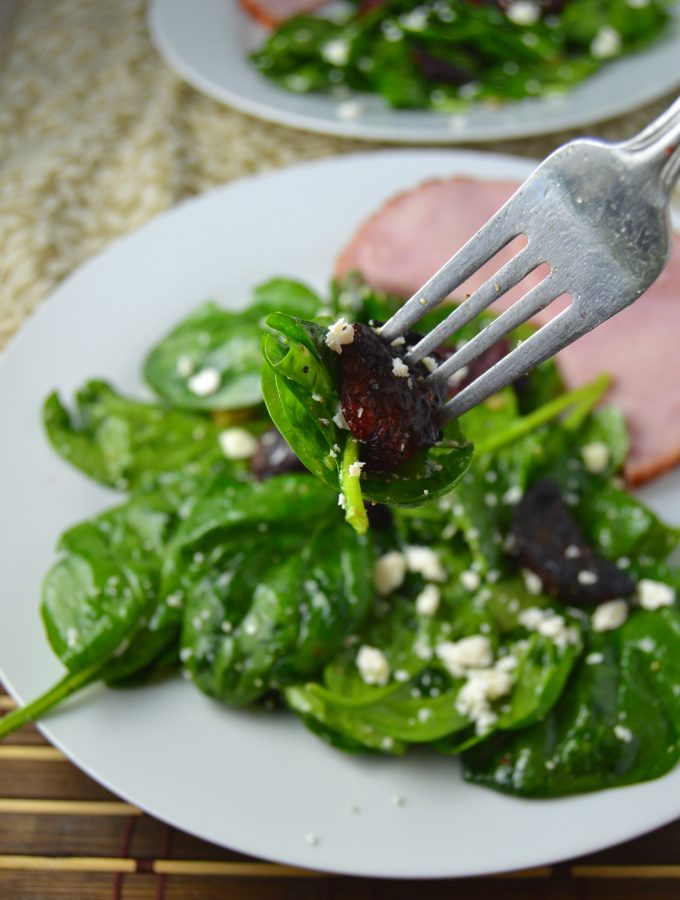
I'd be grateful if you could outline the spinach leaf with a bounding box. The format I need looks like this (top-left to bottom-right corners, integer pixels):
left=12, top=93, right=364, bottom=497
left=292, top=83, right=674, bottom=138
left=261, top=312, right=473, bottom=532
left=463, top=605, right=680, bottom=797
left=0, top=494, right=181, bottom=739
left=161, top=474, right=372, bottom=706
left=44, top=380, right=235, bottom=495
left=143, top=280, right=322, bottom=411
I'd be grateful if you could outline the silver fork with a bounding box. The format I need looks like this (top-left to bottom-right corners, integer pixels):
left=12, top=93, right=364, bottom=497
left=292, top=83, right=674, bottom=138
left=379, top=96, right=680, bottom=422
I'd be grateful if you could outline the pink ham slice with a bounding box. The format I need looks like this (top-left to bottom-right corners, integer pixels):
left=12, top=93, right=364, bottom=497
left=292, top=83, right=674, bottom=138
left=335, top=177, right=680, bottom=486
left=240, top=0, right=328, bottom=26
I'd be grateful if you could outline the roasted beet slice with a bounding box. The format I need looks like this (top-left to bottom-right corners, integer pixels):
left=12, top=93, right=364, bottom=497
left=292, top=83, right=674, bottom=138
left=511, top=480, right=635, bottom=605
left=339, top=323, right=444, bottom=472
left=251, top=429, right=305, bottom=480
left=412, top=47, right=473, bottom=86
left=439, top=338, right=509, bottom=398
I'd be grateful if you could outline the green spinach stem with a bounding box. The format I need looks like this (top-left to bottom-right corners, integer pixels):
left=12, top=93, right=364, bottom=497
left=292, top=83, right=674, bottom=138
left=340, top=437, right=369, bottom=536
left=0, top=663, right=103, bottom=740
left=475, top=373, right=612, bottom=456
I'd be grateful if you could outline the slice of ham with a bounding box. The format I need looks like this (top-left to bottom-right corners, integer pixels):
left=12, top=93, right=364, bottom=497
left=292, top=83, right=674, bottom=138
left=335, top=177, right=680, bottom=486
left=240, top=0, right=328, bottom=26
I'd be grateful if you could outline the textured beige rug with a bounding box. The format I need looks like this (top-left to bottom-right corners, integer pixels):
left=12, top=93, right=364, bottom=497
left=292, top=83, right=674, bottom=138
left=0, top=0, right=676, bottom=349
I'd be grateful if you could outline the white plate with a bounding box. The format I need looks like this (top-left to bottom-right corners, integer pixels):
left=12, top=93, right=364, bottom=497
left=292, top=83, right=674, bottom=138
left=148, top=0, right=680, bottom=144
left=1, top=150, right=680, bottom=879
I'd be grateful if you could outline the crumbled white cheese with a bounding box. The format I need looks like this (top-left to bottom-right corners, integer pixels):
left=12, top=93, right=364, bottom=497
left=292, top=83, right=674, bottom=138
left=348, top=461, right=365, bottom=478
left=564, top=544, right=582, bottom=559
left=187, top=367, right=221, bottom=397
left=337, top=493, right=346, bottom=510
left=421, top=355, right=438, bottom=374
left=176, top=355, right=194, bottom=377
left=336, top=100, right=363, bottom=120
left=374, top=551, right=407, bottom=596
left=592, top=599, right=628, bottom=632
left=394, top=668, right=410, bottom=682
left=522, top=569, right=543, bottom=595
left=333, top=407, right=350, bottom=429
left=582, top=441, right=610, bottom=473
left=614, top=724, right=633, bottom=743
left=455, top=667, right=514, bottom=734
left=325, top=317, right=355, bottom=354
left=356, top=645, right=391, bottom=686
left=66, top=627, right=79, bottom=649
left=591, top=25, right=621, bottom=59
left=305, top=833, right=319, bottom=846
left=447, top=366, right=469, bottom=387
left=436, top=635, right=493, bottom=677
left=322, top=38, right=350, bottom=66
left=638, top=579, right=675, bottom=610
left=218, top=427, right=258, bottom=460
left=399, top=8, right=428, bottom=30
left=519, top=606, right=579, bottom=648
left=503, top=485, right=523, bottom=505
left=404, top=545, right=446, bottom=582
left=578, top=569, right=599, bottom=586
left=415, top=584, right=441, bottom=617
left=460, top=569, right=481, bottom=591
left=505, top=0, right=540, bottom=25
left=586, top=651, right=604, bottom=665
left=392, top=357, right=409, bottom=378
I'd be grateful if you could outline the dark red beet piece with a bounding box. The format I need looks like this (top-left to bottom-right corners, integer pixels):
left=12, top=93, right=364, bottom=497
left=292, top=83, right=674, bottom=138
left=251, top=429, right=305, bottom=480
left=511, top=480, right=635, bottom=605
left=339, top=323, right=445, bottom=472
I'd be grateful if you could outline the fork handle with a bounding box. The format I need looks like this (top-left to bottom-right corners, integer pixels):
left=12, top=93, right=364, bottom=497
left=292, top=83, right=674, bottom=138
left=622, top=95, right=680, bottom=196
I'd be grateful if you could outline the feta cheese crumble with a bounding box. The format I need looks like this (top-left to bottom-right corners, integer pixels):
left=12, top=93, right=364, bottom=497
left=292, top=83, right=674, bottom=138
left=592, top=599, right=628, bottom=632
left=614, top=724, right=633, bottom=743
left=333, top=407, right=350, bottom=429
left=415, top=584, right=441, bottom=616
left=404, top=546, right=446, bottom=582
left=522, top=569, right=543, bottom=595
left=638, top=579, right=675, bottom=610
left=322, top=38, right=350, bottom=66
left=187, top=367, right=221, bottom=397
left=582, top=441, right=610, bottom=473
left=325, top=317, right=355, bottom=354
left=436, top=635, right=493, bottom=677
left=460, top=569, right=481, bottom=591
left=348, top=461, right=365, bottom=478
left=356, top=645, right=391, bottom=686
left=176, top=355, right=194, bottom=377
left=392, top=357, right=410, bottom=378
left=375, top=551, right=407, bottom=595
left=591, top=25, right=621, bottom=59
left=505, top=0, right=541, bottom=25
left=218, top=427, right=258, bottom=460
left=578, top=569, right=598, bottom=586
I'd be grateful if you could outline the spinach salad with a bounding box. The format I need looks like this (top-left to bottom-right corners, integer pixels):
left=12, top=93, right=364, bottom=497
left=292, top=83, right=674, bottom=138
left=251, top=0, right=673, bottom=111
left=2, top=275, right=680, bottom=799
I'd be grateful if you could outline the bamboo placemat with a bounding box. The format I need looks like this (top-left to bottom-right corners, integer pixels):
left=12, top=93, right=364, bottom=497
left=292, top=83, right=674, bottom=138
left=2, top=1, right=680, bottom=898
left=3, top=688, right=680, bottom=899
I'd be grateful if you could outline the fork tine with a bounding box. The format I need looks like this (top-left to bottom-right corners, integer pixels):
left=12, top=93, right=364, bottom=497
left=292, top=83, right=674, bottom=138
left=428, top=273, right=566, bottom=390
left=378, top=205, right=520, bottom=343
left=440, top=304, right=588, bottom=422
left=404, top=244, right=539, bottom=364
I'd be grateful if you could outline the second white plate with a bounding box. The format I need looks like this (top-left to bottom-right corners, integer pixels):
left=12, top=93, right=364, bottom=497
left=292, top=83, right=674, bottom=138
left=149, top=0, right=680, bottom=143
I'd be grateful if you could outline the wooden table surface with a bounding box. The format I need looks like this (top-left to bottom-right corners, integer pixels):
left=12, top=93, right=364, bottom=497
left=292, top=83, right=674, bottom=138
left=1, top=686, right=680, bottom=899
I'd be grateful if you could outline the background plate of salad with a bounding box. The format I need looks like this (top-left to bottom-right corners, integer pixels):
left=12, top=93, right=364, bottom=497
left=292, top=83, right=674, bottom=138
left=148, top=0, right=680, bottom=143
left=1, top=150, right=680, bottom=877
